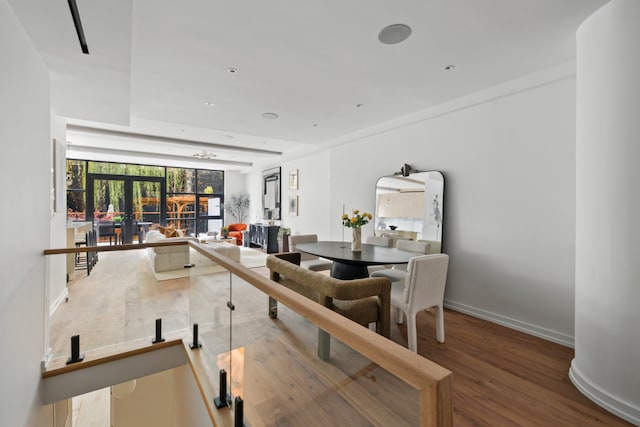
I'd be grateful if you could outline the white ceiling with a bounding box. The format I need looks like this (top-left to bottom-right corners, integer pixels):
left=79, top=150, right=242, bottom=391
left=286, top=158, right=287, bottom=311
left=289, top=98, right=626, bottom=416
left=10, top=0, right=607, bottom=171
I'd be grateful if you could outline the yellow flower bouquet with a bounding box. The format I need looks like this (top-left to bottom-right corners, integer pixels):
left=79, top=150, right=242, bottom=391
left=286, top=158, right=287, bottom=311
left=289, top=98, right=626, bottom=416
left=341, top=209, right=372, bottom=228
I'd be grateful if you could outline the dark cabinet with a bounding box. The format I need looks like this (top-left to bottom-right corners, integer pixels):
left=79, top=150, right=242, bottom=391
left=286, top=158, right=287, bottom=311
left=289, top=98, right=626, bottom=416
left=249, top=224, right=280, bottom=253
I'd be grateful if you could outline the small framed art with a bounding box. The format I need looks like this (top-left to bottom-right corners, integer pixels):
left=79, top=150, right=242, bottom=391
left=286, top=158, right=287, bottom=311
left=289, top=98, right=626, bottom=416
left=288, top=195, right=298, bottom=216
left=289, top=169, right=299, bottom=190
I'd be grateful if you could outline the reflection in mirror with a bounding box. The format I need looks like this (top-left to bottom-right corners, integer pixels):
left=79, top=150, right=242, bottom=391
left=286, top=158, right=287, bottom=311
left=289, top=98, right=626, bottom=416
left=374, top=171, right=444, bottom=253
left=262, top=167, right=281, bottom=220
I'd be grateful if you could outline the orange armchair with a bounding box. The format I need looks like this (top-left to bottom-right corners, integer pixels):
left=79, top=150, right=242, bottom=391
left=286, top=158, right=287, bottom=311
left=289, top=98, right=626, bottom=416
left=227, top=223, right=247, bottom=245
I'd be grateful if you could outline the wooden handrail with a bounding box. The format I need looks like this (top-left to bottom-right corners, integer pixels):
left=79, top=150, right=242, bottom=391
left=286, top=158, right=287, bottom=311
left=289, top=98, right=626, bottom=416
left=43, top=335, right=186, bottom=377
left=43, top=240, right=192, bottom=255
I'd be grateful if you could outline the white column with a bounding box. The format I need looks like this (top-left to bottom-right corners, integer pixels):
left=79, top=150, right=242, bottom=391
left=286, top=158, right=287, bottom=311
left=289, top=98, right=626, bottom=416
left=573, top=0, right=640, bottom=424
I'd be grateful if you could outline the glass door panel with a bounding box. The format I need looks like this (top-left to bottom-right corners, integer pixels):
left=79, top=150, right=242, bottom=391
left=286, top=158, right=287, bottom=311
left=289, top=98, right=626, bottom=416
left=91, top=178, right=125, bottom=245
left=197, top=195, right=222, bottom=236
left=131, top=180, right=162, bottom=243
left=166, top=194, right=196, bottom=235
left=89, top=175, right=166, bottom=244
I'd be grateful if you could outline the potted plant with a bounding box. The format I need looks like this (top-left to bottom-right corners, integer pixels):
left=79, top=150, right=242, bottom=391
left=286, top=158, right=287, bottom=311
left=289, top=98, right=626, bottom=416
left=278, top=226, right=291, bottom=252
left=224, top=193, right=250, bottom=224
left=221, top=226, right=229, bottom=239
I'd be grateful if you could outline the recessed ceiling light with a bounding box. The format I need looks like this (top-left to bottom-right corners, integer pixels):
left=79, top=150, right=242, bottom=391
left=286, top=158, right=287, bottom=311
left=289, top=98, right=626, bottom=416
left=378, top=24, right=411, bottom=45
left=204, top=101, right=215, bottom=107
left=444, top=65, right=455, bottom=71
left=223, top=134, right=234, bottom=139
left=313, top=123, right=318, bottom=127
left=356, top=103, right=363, bottom=108
left=262, top=112, right=279, bottom=119
left=227, top=67, right=238, bottom=74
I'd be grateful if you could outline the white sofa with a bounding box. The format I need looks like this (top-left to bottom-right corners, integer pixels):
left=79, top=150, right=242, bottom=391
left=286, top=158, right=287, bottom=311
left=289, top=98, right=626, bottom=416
left=146, top=230, right=198, bottom=273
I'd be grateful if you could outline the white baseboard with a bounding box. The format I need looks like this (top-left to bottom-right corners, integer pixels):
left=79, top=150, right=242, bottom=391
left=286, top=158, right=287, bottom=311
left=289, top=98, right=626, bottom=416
left=50, top=288, right=68, bottom=316
left=569, top=360, right=640, bottom=426
left=443, top=299, right=574, bottom=348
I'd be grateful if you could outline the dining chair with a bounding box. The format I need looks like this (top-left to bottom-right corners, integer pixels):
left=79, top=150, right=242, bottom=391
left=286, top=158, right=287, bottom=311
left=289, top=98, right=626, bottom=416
left=366, top=235, right=393, bottom=274
left=366, top=235, right=393, bottom=247
left=390, top=253, right=449, bottom=352
left=371, top=239, right=432, bottom=284
left=288, top=234, right=333, bottom=271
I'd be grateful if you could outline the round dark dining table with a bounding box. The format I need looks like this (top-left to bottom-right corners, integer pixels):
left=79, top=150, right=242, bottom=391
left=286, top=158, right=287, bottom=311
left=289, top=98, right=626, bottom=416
left=295, top=241, right=415, bottom=279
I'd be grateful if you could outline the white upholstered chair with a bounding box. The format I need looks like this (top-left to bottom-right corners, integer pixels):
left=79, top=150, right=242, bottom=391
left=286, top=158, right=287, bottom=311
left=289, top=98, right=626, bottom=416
left=391, top=254, right=449, bottom=352
left=366, top=235, right=393, bottom=247
left=395, top=239, right=431, bottom=255
left=366, top=235, right=393, bottom=274
left=288, top=234, right=333, bottom=271
left=370, top=239, right=431, bottom=283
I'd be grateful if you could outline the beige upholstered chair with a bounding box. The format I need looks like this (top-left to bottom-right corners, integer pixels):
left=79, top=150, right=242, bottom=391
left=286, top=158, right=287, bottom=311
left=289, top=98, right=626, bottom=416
left=390, top=254, right=449, bottom=352
left=267, top=252, right=391, bottom=360
left=288, top=234, right=332, bottom=271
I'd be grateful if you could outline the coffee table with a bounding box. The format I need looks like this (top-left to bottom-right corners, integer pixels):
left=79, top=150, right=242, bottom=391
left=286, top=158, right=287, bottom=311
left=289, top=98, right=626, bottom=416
left=198, top=235, right=236, bottom=245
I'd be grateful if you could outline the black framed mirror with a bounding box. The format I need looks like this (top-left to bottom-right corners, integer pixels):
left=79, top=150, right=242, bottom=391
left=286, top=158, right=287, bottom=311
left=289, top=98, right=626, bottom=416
left=374, top=171, right=444, bottom=253
left=262, top=166, right=281, bottom=220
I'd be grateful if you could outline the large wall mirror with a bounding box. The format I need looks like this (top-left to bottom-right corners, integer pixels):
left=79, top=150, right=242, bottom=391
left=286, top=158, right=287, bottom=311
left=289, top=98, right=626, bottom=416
left=374, top=171, right=444, bottom=253
left=262, top=166, right=281, bottom=220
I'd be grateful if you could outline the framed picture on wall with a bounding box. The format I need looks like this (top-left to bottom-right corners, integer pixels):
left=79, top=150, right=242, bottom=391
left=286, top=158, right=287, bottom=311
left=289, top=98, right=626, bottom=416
left=289, top=169, right=299, bottom=190
left=288, top=195, right=298, bottom=216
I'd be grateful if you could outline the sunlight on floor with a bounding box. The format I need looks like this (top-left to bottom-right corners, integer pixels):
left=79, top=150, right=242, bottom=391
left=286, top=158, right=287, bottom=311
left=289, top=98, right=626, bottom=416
left=72, top=387, right=110, bottom=427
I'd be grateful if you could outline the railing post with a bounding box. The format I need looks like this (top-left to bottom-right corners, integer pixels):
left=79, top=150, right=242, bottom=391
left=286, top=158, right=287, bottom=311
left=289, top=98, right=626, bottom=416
left=234, top=396, right=244, bottom=427
left=66, top=335, right=84, bottom=365
left=152, top=318, right=165, bottom=344
left=214, top=369, right=230, bottom=409
left=190, top=323, right=201, bottom=349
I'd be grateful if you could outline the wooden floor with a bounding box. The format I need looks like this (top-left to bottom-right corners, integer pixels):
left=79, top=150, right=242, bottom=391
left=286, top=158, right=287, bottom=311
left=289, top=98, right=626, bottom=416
left=52, top=250, right=631, bottom=426
left=388, top=308, right=631, bottom=426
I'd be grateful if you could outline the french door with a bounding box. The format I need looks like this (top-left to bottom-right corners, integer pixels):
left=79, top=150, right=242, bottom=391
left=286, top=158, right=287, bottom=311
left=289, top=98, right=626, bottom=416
left=87, top=174, right=166, bottom=244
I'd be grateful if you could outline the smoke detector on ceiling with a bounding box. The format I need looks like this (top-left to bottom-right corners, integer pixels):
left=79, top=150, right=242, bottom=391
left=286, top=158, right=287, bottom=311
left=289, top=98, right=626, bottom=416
left=378, top=24, right=412, bottom=45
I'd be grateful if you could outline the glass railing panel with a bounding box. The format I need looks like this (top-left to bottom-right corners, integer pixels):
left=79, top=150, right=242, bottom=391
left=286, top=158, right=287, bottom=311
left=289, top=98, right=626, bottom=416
left=187, top=245, right=231, bottom=353
left=192, top=248, right=421, bottom=426
left=45, top=242, right=446, bottom=424
left=46, top=245, right=190, bottom=362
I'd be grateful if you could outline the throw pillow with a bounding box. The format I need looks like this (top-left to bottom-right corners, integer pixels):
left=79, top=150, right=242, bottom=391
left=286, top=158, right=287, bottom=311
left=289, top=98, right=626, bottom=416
left=163, top=224, right=177, bottom=238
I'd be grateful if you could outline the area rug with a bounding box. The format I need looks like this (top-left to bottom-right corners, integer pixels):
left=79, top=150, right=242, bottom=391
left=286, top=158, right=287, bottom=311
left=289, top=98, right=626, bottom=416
left=152, top=247, right=268, bottom=281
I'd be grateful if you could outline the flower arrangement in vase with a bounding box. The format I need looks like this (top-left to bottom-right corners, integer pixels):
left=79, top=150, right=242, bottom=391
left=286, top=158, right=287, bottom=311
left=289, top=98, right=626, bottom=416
left=341, top=209, right=372, bottom=252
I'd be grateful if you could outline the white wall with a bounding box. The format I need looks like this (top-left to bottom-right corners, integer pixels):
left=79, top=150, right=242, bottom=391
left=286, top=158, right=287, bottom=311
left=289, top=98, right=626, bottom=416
left=327, top=68, right=577, bottom=345
left=49, top=118, right=67, bottom=315
left=224, top=170, right=247, bottom=225
left=247, top=150, right=332, bottom=240
left=0, top=4, right=53, bottom=426
left=252, top=65, right=577, bottom=345
left=572, top=0, right=640, bottom=423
